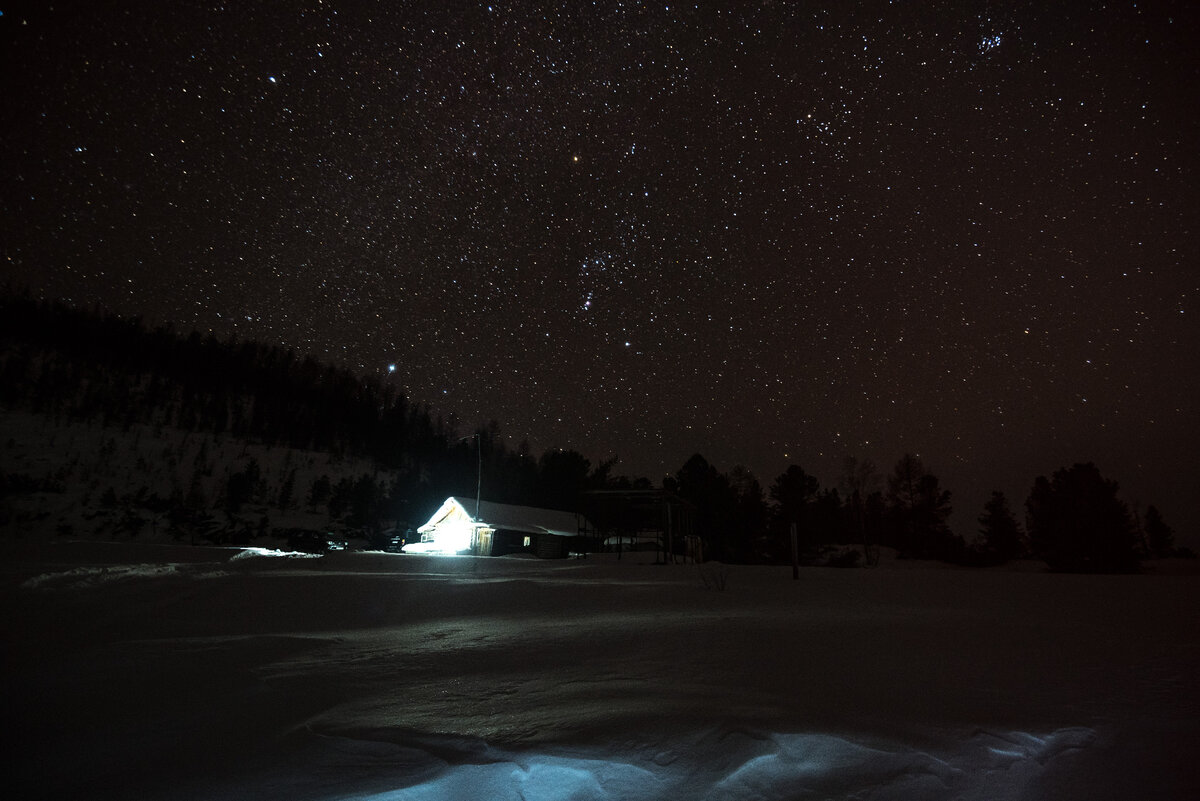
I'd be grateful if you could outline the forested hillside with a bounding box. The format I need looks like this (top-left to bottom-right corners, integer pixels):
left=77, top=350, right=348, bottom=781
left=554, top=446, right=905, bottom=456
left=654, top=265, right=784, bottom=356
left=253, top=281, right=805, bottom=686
left=2, top=290, right=1188, bottom=570
left=0, top=290, right=616, bottom=545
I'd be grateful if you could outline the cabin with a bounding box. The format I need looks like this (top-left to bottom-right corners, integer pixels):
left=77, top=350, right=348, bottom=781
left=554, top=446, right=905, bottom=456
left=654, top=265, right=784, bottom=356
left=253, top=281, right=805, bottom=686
left=404, top=496, right=593, bottom=558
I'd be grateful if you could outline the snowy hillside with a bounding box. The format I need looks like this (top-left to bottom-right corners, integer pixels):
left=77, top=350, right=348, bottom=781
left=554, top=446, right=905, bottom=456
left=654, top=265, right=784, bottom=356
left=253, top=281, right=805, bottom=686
left=4, top=542, right=1197, bottom=799
left=0, top=410, right=408, bottom=544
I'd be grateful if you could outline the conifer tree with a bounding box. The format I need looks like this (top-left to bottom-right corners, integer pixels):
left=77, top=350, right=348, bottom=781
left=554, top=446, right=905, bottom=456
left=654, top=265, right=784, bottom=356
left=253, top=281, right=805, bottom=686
left=978, top=490, right=1023, bottom=562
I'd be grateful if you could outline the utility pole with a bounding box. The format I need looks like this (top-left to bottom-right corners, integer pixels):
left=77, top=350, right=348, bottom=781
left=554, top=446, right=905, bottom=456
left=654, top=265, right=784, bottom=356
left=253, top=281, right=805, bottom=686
left=474, top=431, right=481, bottom=522
left=461, top=433, right=482, bottom=522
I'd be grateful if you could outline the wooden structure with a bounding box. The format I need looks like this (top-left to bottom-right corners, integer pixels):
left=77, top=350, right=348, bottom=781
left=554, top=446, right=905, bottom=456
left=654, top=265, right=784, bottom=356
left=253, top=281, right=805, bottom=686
left=582, top=489, right=696, bottom=562
left=406, top=496, right=592, bottom=558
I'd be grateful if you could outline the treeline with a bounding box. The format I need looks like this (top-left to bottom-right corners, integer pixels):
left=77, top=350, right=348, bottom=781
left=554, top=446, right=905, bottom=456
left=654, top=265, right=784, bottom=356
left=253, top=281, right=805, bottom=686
left=0, top=290, right=449, bottom=465
left=0, top=289, right=1188, bottom=571
left=0, top=289, right=652, bottom=524
left=659, top=453, right=1186, bottom=571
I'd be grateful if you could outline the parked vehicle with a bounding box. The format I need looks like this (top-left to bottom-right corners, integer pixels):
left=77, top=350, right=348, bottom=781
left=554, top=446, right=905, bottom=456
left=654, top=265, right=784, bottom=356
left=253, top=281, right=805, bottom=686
left=373, top=526, right=412, bottom=553
left=286, top=530, right=347, bottom=554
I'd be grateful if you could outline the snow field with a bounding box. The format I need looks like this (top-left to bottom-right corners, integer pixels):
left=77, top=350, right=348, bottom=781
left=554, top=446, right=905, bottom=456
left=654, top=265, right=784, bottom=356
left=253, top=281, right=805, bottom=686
left=3, top=543, right=1198, bottom=799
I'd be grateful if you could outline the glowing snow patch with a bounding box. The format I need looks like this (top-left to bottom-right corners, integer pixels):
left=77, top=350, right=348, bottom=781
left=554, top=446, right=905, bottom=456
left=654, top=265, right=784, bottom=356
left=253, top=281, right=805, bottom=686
left=232, top=547, right=323, bottom=560
left=346, top=753, right=661, bottom=801
left=296, top=728, right=1096, bottom=801
left=22, top=563, right=182, bottom=590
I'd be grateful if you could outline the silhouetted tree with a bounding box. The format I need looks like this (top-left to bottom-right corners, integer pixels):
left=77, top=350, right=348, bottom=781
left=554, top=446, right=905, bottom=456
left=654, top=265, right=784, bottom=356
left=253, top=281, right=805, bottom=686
left=185, top=469, right=207, bottom=511
left=809, top=488, right=846, bottom=544
left=347, top=473, right=381, bottom=532
left=537, top=449, right=591, bottom=511
left=674, top=454, right=738, bottom=561
left=225, top=458, right=260, bottom=514
left=308, top=475, right=332, bottom=511
left=885, top=454, right=956, bottom=559
left=729, top=465, right=768, bottom=562
left=1026, top=463, right=1139, bottom=573
left=840, top=456, right=881, bottom=564
left=498, top=439, right=540, bottom=506
left=328, top=476, right=353, bottom=521
left=977, top=490, right=1024, bottom=563
left=277, top=468, right=296, bottom=512
left=1143, top=505, right=1175, bottom=558
left=770, top=465, right=820, bottom=555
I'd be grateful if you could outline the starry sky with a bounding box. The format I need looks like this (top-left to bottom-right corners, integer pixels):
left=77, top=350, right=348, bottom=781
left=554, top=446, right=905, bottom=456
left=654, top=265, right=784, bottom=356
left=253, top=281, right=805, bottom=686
left=4, top=1, right=1198, bottom=536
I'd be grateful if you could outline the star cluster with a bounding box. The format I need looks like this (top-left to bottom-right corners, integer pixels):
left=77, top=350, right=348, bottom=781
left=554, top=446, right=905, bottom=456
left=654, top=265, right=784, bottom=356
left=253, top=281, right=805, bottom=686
left=3, top=1, right=1197, bottom=530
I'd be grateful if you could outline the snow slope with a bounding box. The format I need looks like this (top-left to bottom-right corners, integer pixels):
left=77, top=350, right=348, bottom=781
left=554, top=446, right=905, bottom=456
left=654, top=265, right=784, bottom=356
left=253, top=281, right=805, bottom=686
left=3, top=542, right=1197, bottom=799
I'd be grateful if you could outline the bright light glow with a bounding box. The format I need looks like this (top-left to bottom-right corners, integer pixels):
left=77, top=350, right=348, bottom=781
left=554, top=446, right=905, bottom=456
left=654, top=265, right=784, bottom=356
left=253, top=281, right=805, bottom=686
left=399, top=541, right=443, bottom=554
left=403, top=516, right=476, bottom=554
left=441, top=519, right=475, bottom=553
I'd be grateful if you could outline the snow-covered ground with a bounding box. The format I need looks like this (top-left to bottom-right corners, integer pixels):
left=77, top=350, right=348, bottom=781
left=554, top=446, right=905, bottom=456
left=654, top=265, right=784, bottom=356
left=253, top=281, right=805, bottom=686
left=0, top=409, right=391, bottom=542
left=3, top=542, right=1197, bottom=800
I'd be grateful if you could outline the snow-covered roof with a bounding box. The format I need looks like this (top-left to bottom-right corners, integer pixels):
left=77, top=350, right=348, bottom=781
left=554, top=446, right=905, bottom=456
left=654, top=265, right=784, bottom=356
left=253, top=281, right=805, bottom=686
left=418, top=496, right=590, bottom=538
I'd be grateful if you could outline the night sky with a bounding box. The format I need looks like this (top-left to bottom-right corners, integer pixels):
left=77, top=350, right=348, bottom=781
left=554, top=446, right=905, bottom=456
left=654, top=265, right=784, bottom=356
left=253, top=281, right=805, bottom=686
left=4, top=2, right=1198, bottom=535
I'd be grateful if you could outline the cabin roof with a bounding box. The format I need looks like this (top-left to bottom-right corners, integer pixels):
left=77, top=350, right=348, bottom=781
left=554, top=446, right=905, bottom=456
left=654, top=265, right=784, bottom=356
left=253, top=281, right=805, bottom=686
left=418, top=496, right=589, bottom=538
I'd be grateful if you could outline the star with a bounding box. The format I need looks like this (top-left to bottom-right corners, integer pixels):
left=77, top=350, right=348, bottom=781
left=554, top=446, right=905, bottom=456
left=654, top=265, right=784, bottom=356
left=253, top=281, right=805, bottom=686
left=3, top=0, right=1195, bottom=538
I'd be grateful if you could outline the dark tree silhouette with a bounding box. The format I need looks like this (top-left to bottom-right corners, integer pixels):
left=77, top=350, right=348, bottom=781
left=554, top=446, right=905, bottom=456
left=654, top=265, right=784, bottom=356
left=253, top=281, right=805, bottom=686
left=840, top=456, right=882, bottom=565
left=347, top=474, right=382, bottom=531
left=537, top=449, right=592, bottom=511
left=307, top=475, right=332, bottom=511
left=277, top=468, right=297, bottom=512
left=2, top=288, right=686, bottom=541
left=673, top=454, right=738, bottom=561
left=729, top=465, right=768, bottom=562
left=808, top=488, right=846, bottom=544
left=885, top=454, right=957, bottom=559
left=1143, top=505, right=1175, bottom=558
left=977, top=490, right=1024, bottom=563
left=225, top=459, right=260, bottom=514
left=1026, top=463, right=1140, bottom=573
left=769, top=465, right=821, bottom=556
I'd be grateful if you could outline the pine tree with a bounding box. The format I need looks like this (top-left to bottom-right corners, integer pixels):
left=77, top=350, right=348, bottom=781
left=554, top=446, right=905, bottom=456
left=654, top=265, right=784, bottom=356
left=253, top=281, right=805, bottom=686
left=886, top=455, right=955, bottom=558
left=278, top=468, right=297, bottom=512
left=1026, top=463, right=1139, bottom=573
left=308, top=475, right=332, bottom=511
left=978, top=490, right=1023, bottom=562
left=1144, top=505, right=1175, bottom=558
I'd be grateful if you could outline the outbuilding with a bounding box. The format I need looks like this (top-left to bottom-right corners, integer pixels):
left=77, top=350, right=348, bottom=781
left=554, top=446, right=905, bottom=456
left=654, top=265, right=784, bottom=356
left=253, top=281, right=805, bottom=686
left=405, top=496, right=593, bottom=558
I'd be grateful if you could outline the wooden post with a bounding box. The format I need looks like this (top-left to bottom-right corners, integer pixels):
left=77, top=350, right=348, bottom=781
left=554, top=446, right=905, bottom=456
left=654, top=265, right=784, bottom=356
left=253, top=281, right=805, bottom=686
left=790, top=521, right=799, bottom=580
left=666, top=501, right=674, bottom=564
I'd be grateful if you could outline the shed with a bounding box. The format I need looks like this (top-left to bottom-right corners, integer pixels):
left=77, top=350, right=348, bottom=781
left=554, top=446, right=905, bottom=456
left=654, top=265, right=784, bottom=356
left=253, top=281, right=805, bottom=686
left=405, top=496, right=592, bottom=558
